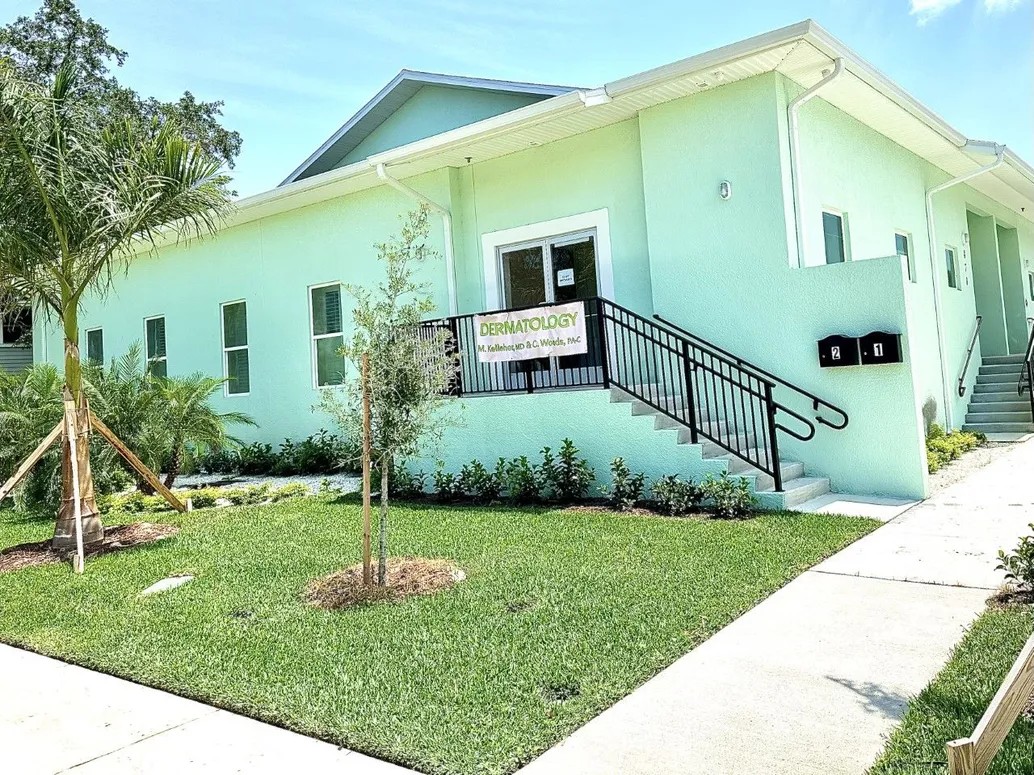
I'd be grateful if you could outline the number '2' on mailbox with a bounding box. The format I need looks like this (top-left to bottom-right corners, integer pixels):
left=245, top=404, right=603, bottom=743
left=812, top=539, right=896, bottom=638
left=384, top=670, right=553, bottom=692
left=817, top=335, right=860, bottom=367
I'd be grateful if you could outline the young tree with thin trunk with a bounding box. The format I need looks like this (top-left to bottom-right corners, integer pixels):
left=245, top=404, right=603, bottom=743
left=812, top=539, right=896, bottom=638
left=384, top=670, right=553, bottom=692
left=0, top=63, right=232, bottom=549
left=318, top=207, right=458, bottom=586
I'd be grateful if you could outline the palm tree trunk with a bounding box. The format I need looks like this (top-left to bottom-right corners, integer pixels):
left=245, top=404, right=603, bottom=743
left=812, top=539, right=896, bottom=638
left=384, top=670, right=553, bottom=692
left=377, top=455, right=389, bottom=586
left=163, top=446, right=181, bottom=490
left=53, top=301, right=103, bottom=550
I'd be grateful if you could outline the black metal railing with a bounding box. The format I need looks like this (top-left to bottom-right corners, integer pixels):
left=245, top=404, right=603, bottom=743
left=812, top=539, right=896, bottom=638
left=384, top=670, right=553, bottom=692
left=425, top=296, right=848, bottom=491
left=958, top=315, right=983, bottom=398
left=1018, top=320, right=1034, bottom=418
left=653, top=313, right=849, bottom=433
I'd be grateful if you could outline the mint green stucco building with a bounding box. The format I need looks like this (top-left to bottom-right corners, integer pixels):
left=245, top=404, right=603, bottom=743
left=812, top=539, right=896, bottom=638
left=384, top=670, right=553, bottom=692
left=34, top=20, right=1034, bottom=507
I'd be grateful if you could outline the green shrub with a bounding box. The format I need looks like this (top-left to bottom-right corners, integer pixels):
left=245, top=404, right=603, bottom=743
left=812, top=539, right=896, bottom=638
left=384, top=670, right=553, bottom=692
left=926, top=425, right=985, bottom=473
left=236, top=442, right=278, bottom=475
left=458, top=460, right=504, bottom=504
left=98, top=490, right=147, bottom=513
left=701, top=472, right=756, bottom=519
left=997, top=525, right=1034, bottom=590
left=651, top=475, right=703, bottom=516
left=505, top=456, right=541, bottom=504
left=606, top=458, right=646, bottom=511
left=270, top=482, right=311, bottom=502
left=187, top=487, right=222, bottom=508
left=433, top=466, right=463, bottom=502
left=390, top=465, right=428, bottom=499
left=541, top=439, right=595, bottom=502
left=225, top=484, right=271, bottom=506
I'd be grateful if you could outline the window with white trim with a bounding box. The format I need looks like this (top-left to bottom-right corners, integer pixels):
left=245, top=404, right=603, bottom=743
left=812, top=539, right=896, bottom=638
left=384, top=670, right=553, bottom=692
left=310, top=284, right=346, bottom=387
left=895, top=232, right=915, bottom=283
left=1, top=308, right=30, bottom=346
left=85, top=327, right=103, bottom=364
left=945, top=247, right=960, bottom=290
left=221, top=301, right=249, bottom=395
left=144, top=315, right=167, bottom=377
left=822, top=210, right=847, bottom=265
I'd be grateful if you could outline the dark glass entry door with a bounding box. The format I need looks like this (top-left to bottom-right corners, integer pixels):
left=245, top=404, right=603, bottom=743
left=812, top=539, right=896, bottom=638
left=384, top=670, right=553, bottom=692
left=497, top=231, right=600, bottom=387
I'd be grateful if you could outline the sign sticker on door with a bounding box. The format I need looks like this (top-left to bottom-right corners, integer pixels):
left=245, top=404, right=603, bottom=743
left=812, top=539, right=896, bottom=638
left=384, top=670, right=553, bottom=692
left=556, top=268, right=575, bottom=287
left=474, top=301, right=588, bottom=362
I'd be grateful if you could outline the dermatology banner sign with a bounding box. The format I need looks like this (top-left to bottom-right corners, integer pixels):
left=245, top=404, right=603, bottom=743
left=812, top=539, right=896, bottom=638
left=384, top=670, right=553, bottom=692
left=474, top=302, right=588, bottom=362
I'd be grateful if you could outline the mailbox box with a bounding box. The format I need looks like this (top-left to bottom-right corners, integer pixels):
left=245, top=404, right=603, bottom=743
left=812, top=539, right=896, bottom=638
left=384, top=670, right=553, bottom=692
left=817, top=335, right=860, bottom=368
left=859, top=331, right=903, bottom=365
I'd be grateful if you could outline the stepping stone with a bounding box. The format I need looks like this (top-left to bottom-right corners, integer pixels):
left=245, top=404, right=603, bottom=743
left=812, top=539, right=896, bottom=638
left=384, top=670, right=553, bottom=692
left=139, top=575, right=194, bottom=597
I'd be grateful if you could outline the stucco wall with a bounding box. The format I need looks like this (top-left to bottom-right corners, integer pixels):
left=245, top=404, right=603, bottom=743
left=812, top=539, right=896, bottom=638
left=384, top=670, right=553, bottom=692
left=637, top=73, right=927, bottom=498
left=448, top=118, right=653, bottom=316
left=35, top=171, right=453, bottom=444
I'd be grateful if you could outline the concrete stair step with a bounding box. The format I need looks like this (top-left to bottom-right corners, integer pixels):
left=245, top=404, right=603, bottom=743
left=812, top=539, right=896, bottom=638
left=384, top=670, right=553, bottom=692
left=965, top=411, right=1033, bottom=424
left=982, top=354, right=1026, bottom=365
left=975, top=374, right=1019, bottom=385
left=964, top=422, right=1034, bottom=434
left=969, top=391, right=1024, bottom=404
left=973, top=379, right=1020, bottom=392
left=978, top=363, right=1024, bottom=376
left=755, top=476, right=831, bottom=510
left=963, top=403, right=1029, bottom=415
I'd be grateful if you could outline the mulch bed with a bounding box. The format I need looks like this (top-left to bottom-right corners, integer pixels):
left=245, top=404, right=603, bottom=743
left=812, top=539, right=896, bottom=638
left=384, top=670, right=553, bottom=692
left=0, top=522, right=179, bottom=574
left=988, top=587, right=1034, bottom=609
left=304, top=557, right=464, bottom=610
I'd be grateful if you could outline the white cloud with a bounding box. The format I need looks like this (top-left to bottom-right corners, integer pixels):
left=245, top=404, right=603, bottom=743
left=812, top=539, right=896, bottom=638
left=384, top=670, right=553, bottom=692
left=910, top=0, right=964, bottom=23
left=984, top=0, right=1025, bottom=11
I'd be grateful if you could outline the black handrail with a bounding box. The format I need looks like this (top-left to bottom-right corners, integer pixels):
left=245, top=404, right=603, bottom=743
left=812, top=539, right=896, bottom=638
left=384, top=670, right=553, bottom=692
left=958, top=315, right=983, bottom=398
left=653, top=313, right=849, bottom=431
left=1018, top=321, right=1034, bottom=421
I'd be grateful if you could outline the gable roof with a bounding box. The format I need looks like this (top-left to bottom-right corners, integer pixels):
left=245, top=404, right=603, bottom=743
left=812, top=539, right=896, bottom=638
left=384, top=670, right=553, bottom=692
left=280, top=71, right=577, bottom=184
left=144, top=19, right=1034, bottom=251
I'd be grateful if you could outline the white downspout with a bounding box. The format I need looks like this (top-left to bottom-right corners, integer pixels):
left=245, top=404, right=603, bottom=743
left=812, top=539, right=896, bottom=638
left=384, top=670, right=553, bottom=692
left=374, top=162, right=458, bottom=316
left=787, top=58, right=844, bottom=268
left=925, top=145, right=1006, bottom=428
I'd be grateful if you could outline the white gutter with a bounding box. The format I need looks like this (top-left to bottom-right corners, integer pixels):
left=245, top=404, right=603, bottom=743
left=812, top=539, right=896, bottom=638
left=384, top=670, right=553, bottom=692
left=925, top=145, right=1006, bottom=429
left=375, top=163, right=458, bottom=316
left=787, top=57, right=844, bottom=268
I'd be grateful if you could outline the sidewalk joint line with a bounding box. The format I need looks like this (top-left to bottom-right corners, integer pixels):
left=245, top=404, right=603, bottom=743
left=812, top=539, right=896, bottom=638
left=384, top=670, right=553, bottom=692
left=810, top=568, right=996, bottom=591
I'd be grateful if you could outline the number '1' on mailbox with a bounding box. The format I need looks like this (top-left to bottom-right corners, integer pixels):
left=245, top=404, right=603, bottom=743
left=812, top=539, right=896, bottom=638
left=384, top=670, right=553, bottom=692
left=817, top=335, right=860, bottom=367
left=859, top=331, right=903, bottom=365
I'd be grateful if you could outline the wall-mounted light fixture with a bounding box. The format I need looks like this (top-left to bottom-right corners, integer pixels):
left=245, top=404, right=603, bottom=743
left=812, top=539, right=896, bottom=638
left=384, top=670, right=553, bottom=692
left=719, top=180, right=732, bottom=200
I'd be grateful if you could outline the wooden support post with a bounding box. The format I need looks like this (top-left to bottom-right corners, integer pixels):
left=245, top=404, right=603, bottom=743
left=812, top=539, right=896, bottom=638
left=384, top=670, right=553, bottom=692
left=361, top=352, right=372, bottom=587
left=62, top=394, right=86, bottom=574
left=89, top=413, right=187, bottom=513
left=947, top=739, right=975, bottom=775
left=0, top=420, right=63, bottom=502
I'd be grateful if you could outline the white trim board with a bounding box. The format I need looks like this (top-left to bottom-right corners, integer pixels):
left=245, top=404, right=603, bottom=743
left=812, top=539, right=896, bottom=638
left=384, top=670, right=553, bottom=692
left=480, top=209, right=615, bottom=310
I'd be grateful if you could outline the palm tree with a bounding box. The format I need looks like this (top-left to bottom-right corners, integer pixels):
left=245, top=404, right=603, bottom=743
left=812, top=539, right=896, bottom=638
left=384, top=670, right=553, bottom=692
left=0, top=63, right=232, bottom=549
left=152, top=373, right=255, bottom=488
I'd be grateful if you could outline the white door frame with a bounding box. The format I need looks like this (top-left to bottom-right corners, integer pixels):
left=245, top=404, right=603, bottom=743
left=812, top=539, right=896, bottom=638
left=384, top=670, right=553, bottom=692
left=480, top=209, right=615, bottom=310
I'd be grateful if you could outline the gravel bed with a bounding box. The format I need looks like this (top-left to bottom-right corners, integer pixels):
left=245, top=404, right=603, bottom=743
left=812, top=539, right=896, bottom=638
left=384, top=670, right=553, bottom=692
left=172, top=472, right=362, bottom=495
left=927, top=442, right=1016, bottom=497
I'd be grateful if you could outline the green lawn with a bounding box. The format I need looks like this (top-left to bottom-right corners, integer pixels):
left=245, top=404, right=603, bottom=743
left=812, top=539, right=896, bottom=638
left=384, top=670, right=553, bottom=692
left=870, top=604, right=1034, bottom=775
left=0, top=498, right=875, bottom=775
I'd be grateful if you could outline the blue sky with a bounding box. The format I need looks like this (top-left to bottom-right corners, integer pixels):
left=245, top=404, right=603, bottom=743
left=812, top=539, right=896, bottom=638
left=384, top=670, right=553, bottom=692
left=10, top=0, right=1030, bottom=197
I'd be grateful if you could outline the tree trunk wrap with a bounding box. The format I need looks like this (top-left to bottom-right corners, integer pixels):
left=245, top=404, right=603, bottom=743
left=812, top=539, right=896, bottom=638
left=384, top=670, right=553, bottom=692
left=53, top=336, right=103, bottom=550
left=378, top=458, right=389, bottom=587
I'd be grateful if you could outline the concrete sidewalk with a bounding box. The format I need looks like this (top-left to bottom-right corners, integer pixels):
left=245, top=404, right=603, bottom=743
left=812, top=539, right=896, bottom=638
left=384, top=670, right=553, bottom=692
left=518, top=439, right=1034, bottom=775
left=0, top=644, right=414, bottom=775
